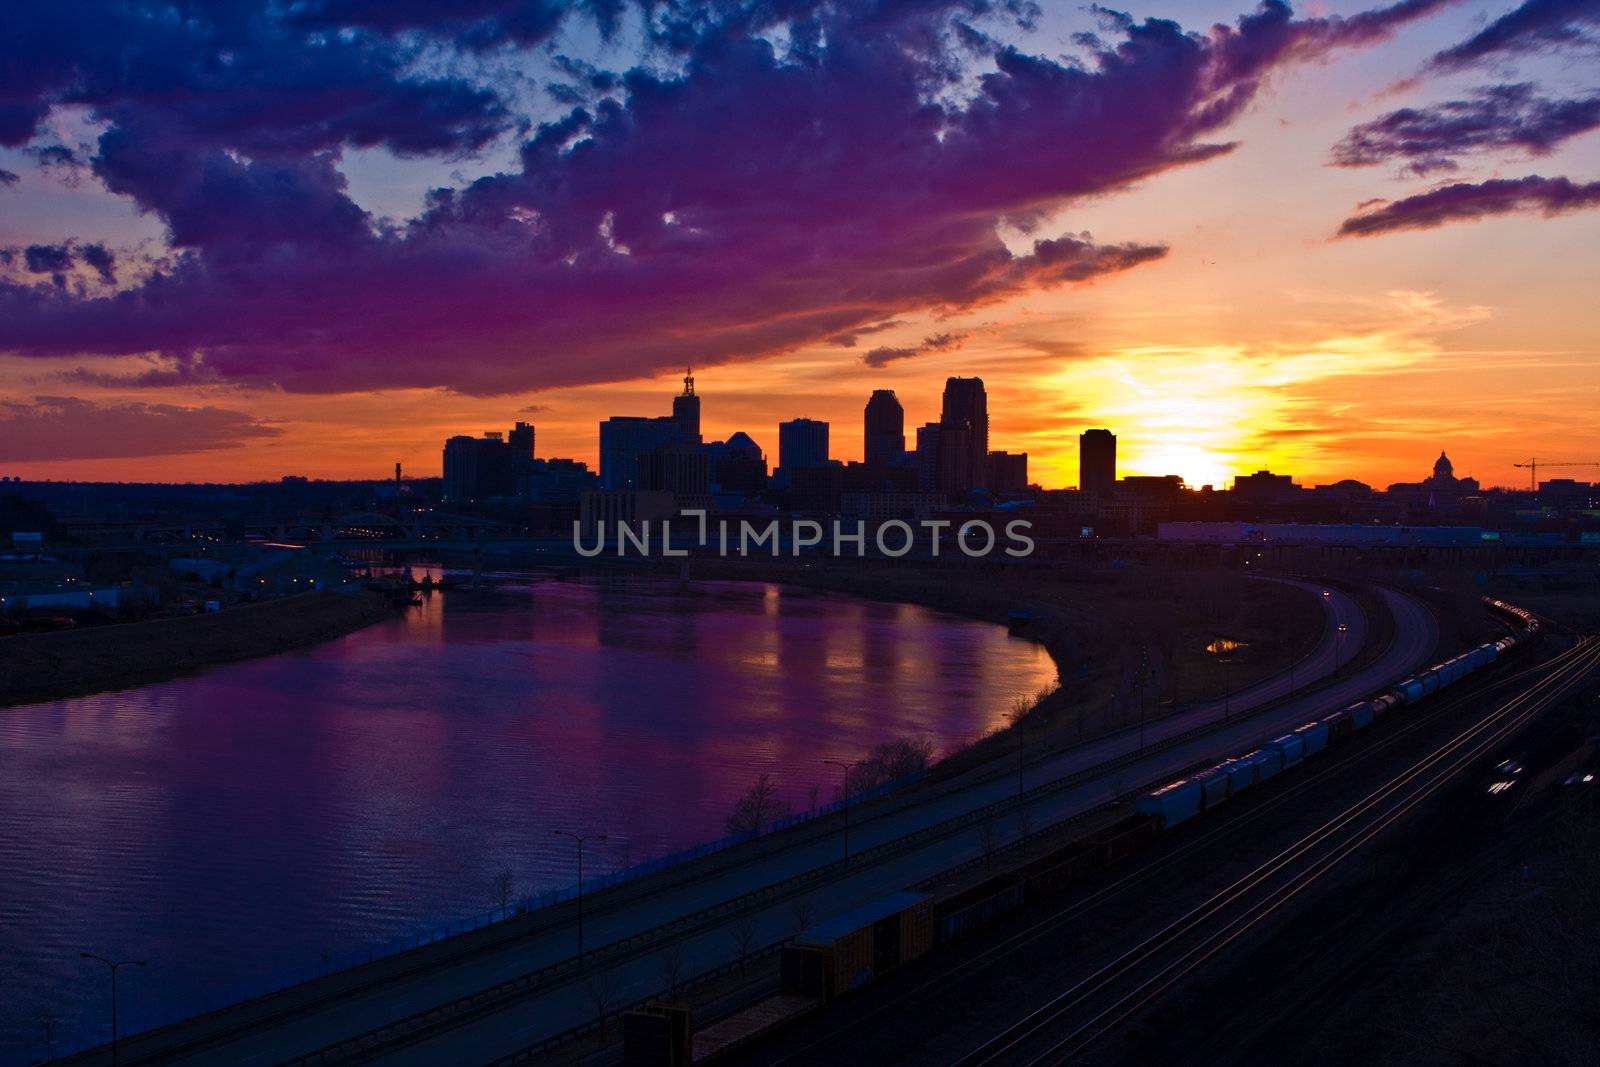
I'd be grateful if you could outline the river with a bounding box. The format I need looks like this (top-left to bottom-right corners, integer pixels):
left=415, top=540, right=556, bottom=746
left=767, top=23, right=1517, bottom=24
left=0, top=577, right=1055, bottom=1061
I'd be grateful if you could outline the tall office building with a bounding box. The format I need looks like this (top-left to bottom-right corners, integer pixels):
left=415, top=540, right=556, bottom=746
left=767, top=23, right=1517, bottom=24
left=672, top=367, right=701, bottom=444
left=442, top=432, right=514, bottom=500
left=638, top=443, right=711, bottom=498
left=915, top=421, right=971, bottom=495
left=864, top=390, right=905, bottom=467
left=508, top=421, right=536, bottom=495
left=778, top=418, right=830, bottom=472
left=939, top=377, right=988, bottom=491
left=599, top=417, right=682, bottom=489
left=705, top=431, right=767, bottom=496
left=1079, top=428, right=1117, bottom=495
left=442, top=435, right=478, bottom=502
left=987, top=450, right=1028, bottom=493
left=599, top=373, right=705, bottom=489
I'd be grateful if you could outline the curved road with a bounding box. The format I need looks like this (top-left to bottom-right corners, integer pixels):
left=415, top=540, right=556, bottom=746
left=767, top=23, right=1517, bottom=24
left=75, top=582, right=1435, bottom=1067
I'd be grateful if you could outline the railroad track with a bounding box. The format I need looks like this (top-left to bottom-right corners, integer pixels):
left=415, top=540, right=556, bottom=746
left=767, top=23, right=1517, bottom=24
left=957, top=635, right=1600, bottom=1067
left=754, top=635, right=1575, bottom=1067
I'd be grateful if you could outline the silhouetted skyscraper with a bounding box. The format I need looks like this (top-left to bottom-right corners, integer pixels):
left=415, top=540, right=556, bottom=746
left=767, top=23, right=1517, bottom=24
left=1080, top=428, right=1116, bottom=495
left=600, top=417, right=681, bottom=489
left=599, top=372, right=704, bottom=489
left=940, top=377, right=987, bottom=491
left=779, top=418, right=830, bottom=472
left=442, top=435, right=477, bottom=502
left=916, top=420, right=971, bottom=495
left=673, top=367, right=701, bottom=444
left=443, top=432, right=514, bottom=500
left=864, top=389, right=905, bottom=467
left=987, top=450, right=1028, bottom=492
left=508, top=421, right=535, bottom=495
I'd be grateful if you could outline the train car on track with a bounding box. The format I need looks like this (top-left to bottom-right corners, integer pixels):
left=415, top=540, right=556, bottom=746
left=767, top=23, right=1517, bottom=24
left=1265, top=732, right=1306, bottom=769
left=1135, top=779, right=1203, bottom=828
left=781, top=891, right=932, bottom=1001
left=932, top=874, right=1025, bottom=944
left=1084, top=814, right=1161, bottom=860
left=1294, top=721, right=1331, bottom=756
left=1018, top=839, right=1105, bottom=901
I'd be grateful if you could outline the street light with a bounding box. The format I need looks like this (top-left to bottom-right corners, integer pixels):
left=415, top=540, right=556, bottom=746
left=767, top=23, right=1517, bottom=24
left=822, top=759, right=856, bottom=862
left=80, top=953, right=146, bottom=1067
left=551, top=830, right=607, bottom=963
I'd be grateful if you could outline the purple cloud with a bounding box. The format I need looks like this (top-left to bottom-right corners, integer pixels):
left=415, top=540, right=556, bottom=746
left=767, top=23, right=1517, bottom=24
left=1333, top=83, right=1600, bottom=171
left=1335, top=174, right=1600, bottom=237
left=79, top=243, right=117, bottom=285
left=0, top=395, right=282, bottom=460
left=0, top=0, right=1452, bottom=395
left=1431, top=0, right=1600, bottom=70
left=863, top=330, right=970, bottom=368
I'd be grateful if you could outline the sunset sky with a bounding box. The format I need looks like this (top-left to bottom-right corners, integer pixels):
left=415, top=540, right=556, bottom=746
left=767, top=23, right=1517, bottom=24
left=1, top=0, right=1596, bottom=490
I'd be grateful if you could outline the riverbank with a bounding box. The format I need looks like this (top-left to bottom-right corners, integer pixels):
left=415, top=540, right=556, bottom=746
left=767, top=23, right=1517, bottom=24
left=0, top=589, right=396, bottom=709
left=689, top=556, right=1323, bottom=775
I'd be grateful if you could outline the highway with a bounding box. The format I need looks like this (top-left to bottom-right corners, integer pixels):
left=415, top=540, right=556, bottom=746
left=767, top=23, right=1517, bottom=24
left=66, top=581, right=1430, bottom=1066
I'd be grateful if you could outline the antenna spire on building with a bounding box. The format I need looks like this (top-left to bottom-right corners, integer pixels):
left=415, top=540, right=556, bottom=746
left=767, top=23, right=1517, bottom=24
left=683, top=366, right=695, bottom=396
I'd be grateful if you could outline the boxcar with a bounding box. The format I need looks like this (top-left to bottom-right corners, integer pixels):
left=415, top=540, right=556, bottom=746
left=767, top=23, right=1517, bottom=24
left=1321, top=709, right=1354, bottom=743
left=1193, top=766, right=1231, bottom=809
left=935, top=875, right=1024, bottom=943
left=784, top=891, right=933, bottom=1000
left=1266, top=733, right=1306, bottom=768
left=1346, top=701, right=1375, bottom=731
left=1293, top=721, right=1330, bottom=756
left=1249, top=748, right=1284, bottom=781
left=1135, top=779, right=1203, bottom=828
left=1020, top=840, right=1103, bottom=900
left=1220, top=756, right=1258, bottom=793
left=1086, top=814, right=1160, bottom=860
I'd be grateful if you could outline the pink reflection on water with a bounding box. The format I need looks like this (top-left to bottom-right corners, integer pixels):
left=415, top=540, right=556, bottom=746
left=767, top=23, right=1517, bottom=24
left=0, top=579, right=1054, bottom=1054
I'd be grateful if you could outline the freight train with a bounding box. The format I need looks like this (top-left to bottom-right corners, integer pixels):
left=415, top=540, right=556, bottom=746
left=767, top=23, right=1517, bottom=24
left=626, top=597, right=1540, bottom=1065
left=1134, top=596, right=1540, bottom=830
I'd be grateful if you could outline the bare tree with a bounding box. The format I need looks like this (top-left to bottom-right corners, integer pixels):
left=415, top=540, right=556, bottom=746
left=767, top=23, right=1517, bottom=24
left=789, top=896, right=817, bottom=934
left=490, top=868, right=515, bottom=921
left=731, top=916, right=759, bottom=977
left=583, top=967, right=626, bottom=1033
left=656, top=942, right=686, bottom=1000
left=850, top=738, right=937, bottom=793
left=726, top=774, right=791, bottom=835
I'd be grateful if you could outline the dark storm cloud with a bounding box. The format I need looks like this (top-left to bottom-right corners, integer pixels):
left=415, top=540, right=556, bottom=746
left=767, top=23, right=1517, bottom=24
left=1335, top=173, right=1600, bottom=236
left=0, top=0, right=1452, bottom=395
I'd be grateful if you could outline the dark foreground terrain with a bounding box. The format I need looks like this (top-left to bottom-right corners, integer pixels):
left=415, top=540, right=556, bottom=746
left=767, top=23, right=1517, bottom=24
left=724, top=631, right=1600, bottom=1067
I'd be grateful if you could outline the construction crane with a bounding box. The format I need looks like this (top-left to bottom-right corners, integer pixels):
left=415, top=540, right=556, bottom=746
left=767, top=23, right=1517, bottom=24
left=1512, top=458, right=1600, bottom=492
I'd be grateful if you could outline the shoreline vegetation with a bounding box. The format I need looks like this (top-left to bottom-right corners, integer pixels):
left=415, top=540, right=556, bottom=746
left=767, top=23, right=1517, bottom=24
left=0, top=589, right=396, bottom=709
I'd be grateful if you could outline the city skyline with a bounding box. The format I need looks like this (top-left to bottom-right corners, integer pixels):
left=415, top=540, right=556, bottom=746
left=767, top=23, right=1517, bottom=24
left=2, top=1, right=1597, bottom=490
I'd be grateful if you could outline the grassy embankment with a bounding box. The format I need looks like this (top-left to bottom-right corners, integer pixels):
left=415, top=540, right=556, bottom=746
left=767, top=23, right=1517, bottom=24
left=0, top=589, right=396, bottom=708
left=694, top=557, right=1324, bottom=771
